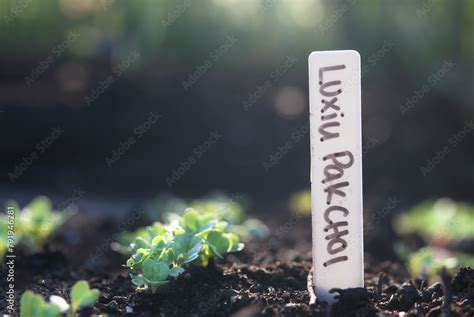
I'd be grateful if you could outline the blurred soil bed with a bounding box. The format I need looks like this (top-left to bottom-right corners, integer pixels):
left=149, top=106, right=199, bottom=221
left=1, top=208, right=474, bottom=317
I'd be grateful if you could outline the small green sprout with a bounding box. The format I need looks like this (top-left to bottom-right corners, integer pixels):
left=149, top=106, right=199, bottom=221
left=127, top=207, right=244, bottom=293
left=406, top=247, right=474, bottom=281
left=1, top=196, right=71, bottom=262
left=394, top=198, right=474, bottom=244
left=394, top=198, right=474, bottom=282
left=20, top=280, right=100, bottom=317
left=288, top=189, right=311, bottom=216
left=17, top=196, right=70, bottom=250
left=70, top=280, right=100, bottom=313
left=20, top=291, right=61, bottom=317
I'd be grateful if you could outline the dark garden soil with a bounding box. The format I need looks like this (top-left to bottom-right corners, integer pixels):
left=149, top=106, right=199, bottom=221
left=1, top=210, right=474, bottom=317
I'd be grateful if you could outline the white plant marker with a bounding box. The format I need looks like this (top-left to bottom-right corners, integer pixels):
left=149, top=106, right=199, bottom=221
left=308, top=50, right=363, bottom=303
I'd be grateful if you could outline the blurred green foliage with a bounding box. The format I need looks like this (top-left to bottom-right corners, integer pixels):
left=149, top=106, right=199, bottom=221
left=2, top=0, right=473, bottom=72
left=20, top=280, right=99, bottom=317
left=405, top=246, right=474, bottom=281
left=394, top=198, right=474, bottom=281
left=149, top=192, right=245, bottom=225
left=394, top=198, right=474, bottom=243
left=288, top=189, right=311, bottom=216
left=1, top=196, right=71, bottom=261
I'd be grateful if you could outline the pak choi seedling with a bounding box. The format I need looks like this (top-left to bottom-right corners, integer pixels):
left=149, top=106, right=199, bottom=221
left=1, top=196, right=71, bottom=261
left=405, top=247, right=474, bottom=282
left=126, top=208, right=244, bottom=293
left=115, top=193, right=267, bottom=255
left=394, top=198, right=474, bottom=244
left=20, top=280, right=99, bottom=317
left=394, top=198, right=474, bottom=281
left=288, top=189, right=311, bottom=216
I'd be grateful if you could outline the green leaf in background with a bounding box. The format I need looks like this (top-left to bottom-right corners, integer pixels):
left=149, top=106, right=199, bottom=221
left=20, top=291, right=44, bottom=317
left=394, top=198, right=474, bottom=243
left=20, top=280, right=99, bottom=317
left=42, top=304, right=61, bottom=317
left=132, top=237, right=151, bottom=250
left=408, top=247, right=474, bottom=281
left=181, top=208, right=215, bottom=233
left=188, top=196, right=244, bottom=224
left=70, top=280, right=100, bottom=312
left=20, top=290, right=61, bottom=317
left=27, top=196, right=53, bottom=224
left=288, top=189, right=312, bottom=216
left=1, top=196, right=72, bottom=261
left=181, top=208, right=201, bottom=232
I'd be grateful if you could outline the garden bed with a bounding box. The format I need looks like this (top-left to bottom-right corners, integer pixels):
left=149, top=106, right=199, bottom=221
left=2, top=208, right=474, bottom=317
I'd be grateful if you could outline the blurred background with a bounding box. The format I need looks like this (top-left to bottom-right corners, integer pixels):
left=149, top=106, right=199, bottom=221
left=0, top=0, right=473, bottom=217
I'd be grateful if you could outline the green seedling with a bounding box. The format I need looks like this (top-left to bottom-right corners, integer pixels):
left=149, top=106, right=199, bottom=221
left=117, top=193, right=267, bottom=255
left=230, top=218, right=270, bottom=240
left=288, top=189, right=311, bottom=216
left=20, top=291, right=61, bottom=317
left=70, top=280, right=100, bottom=313
left=17, top=196, right=70, bottom=250
left=394, top=198, right=474, bottom=245
left=20, top=280, right=100, bottom=317
left=132, top=258, right=184, bottom=293
left=406, top=247, right=474, bottom=282
left=394, top=198, right=474, bottom=282
left=127, top=208, right=244, bottom=293
left=1, top=196, right=71, bottom=262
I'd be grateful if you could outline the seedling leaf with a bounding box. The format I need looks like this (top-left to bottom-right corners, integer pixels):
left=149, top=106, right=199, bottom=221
left=20, top=291, right=43, bottom=317
left=206, top=230, right=231, bottom=258
left=182, top=208, right=201, bottom=231
left=42, top=304, right=61, bottom=317
left=70, top=280, right=100, bottom=312
left=143, top=259, right=170, bottom=282
left=394, top=198, right=474, bottom=243
left=125, top=198, right=253, bottom=292
left=131, top=275, right=145, bottom=286
left=169, top=266, right=185, bottom=277
left=184, top=238, right=202, bottom=263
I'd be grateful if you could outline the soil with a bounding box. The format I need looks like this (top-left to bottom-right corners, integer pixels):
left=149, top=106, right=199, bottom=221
left=1, top=211, right=474, bottom=317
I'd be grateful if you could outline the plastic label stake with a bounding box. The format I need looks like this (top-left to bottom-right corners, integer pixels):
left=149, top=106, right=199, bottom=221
left=308, top=50, right=364, bottom=303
